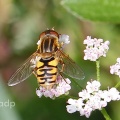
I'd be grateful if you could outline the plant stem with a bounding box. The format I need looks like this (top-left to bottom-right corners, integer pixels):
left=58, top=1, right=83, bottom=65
left=96, top=60, right=100, bottom=81
left=101, top=108, right=112, bottom=120
left=96, top=60, right=111, bottom=119
left=115, top=81, right=120, bottom=88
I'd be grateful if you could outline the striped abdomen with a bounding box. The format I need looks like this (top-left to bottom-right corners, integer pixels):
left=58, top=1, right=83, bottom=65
left=36, top=57, right=58, bottom=89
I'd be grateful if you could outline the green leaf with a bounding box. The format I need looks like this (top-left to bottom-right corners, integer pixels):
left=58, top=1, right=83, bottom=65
left=61, top=0, right=120, bottom=23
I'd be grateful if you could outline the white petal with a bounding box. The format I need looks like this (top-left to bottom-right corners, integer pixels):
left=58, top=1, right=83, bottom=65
left=66, top=105, right=77, bottom=113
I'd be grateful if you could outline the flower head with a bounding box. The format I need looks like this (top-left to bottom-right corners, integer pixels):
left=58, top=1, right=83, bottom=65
left=36, top=76, right=71, bottom=99
left=59, top=34, right=70, bottom=44
left=66, top=80, right=120, bottom=118
left=110, top=58, right=120, bottom=77
left=83, top=36, right=110, bottom=61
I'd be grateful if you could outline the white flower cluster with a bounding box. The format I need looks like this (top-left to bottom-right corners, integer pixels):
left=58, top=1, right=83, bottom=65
left=66, top=80, right=120, bottom=118
left=36, top=76, right=71, bottom=99
left=110, top=58, right=120, bottom=77
left=83, top=36, right=110, bottom=61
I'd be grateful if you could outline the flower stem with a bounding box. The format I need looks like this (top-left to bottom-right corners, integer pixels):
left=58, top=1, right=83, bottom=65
left=101, top=108, right=112, bottom=120
left=115, top=81, right=120, bottom=88
left=96, top=60, right=111, bottom=119
left=96, top=60, right=100, bottom=81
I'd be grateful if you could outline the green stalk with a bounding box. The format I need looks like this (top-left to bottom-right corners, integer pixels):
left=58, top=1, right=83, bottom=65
left=115, top=81, right=120, bottom=88
left=101, top=108, right=112, bottom=120
left=96, top=60, right=100, bottom=81
left=96, top=60, right=112, bottom=120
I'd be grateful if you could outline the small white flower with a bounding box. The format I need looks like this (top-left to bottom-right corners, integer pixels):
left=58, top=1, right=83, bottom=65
left=36, top=88, right=43, bottom=97
left=86, top=80, right=101, bottom=93
left=43, top=90, right=54, bottom=98
left=66, top=105, right=77, bottom=113
left=100, top=100, right=107, bottom=108
left=117, top=58, right=120, bottom=63
left=59, top=34, right=70, bottom=44
left=65, top=78, right=71, bottom=84
left=80, top=104, right=92, bottom=118
left=101, top=90, right=112, bottom=102
left=78, top=90, right=90, bottom=100
left=108, top=88, right=120, bottom=101
left=67, top=98, right=77, bottom=105
left=87, top=95, right=101, bottom=110
left=67, top=98, right=84, bottom=113
left=110, top=57, right=120, bottom=77
left=76, top=98, right=84, bottom=110
left=83, top=36, right=110, bottom=61
left=36, top=76, right=71, bottom=99
left=83, top=36, right=94, bottom=46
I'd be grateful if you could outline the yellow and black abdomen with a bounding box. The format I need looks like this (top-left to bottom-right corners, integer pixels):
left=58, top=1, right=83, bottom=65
left=36, top=57, right=58, bottom=89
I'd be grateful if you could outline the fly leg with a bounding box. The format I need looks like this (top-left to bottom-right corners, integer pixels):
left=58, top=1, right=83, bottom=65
left=58, top=59, right=69, bottom=84
left=32, top=67, right=40, bottom=89
left=59, top=58, right=65, bottom=72
left=59, top=71, right=70, bottom=85
left=32, top=67, right=37, bottom=77
left=61, top=62, right=65, bottom=73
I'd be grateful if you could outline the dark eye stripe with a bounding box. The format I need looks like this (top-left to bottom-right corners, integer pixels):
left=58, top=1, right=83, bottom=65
left=44, top=38, right=49, bottom=52
left=40, top=39, right=44, bottom=53
left=49, top=39, right=54, bottom=51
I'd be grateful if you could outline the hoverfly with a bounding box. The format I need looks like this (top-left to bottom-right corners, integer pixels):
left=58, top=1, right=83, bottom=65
left=8, top=29, right=85, bottom=89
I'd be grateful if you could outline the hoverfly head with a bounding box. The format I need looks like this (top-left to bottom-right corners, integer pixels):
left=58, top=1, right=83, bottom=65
left=37, top=29, right=60, bottom=53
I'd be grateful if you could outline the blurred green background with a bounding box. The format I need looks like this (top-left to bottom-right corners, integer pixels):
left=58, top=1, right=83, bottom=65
left=1, top=0, right=120, bottom=120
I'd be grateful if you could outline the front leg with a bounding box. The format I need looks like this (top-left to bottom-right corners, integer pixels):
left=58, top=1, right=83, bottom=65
left=59, top=59, right=65, bottom=73
left=32, top=67, right=37, bottom=77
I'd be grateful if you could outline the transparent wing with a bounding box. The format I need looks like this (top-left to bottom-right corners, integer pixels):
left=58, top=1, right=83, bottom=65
left=57, top=50, right=85, bottom=80
left=8, top=53, right=37, bottom=86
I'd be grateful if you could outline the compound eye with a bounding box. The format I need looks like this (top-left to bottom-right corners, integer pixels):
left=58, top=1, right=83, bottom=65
left=49, top=31, right=59, bottom=38
left=39, top=32, right=46, bottom=39
left=39, top=29, right=59, bottom=39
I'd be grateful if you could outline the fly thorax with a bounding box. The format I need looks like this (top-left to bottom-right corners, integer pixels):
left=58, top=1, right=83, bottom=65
left=40, top=53, right=53, bottom=59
